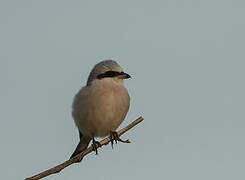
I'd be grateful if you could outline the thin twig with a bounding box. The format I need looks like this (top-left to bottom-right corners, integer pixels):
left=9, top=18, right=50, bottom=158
left=25, top=116, right=144, bottom=180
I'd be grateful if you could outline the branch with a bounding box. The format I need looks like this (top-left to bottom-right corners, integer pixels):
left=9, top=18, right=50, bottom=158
left=25, top=116, right=144, bottom=180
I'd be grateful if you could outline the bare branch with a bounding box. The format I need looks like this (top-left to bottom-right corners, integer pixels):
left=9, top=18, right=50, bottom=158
left=25, top=116, right=144, bottom=180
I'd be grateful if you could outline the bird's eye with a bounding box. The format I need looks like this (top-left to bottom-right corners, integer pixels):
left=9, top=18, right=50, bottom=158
left=105, top=71, right=117, bottom=76
left=97, top=71, right=120, bottom=79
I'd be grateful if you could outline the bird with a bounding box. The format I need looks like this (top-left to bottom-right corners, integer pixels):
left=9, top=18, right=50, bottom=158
left=70, top=60, right=131, bottom=160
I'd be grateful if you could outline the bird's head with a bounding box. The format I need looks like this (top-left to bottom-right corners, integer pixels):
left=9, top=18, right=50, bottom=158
left=87, top=60, right=131, bottom=86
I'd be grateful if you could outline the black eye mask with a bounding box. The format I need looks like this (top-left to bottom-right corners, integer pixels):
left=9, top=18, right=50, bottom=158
left=97, top=71, right=124, bottom=79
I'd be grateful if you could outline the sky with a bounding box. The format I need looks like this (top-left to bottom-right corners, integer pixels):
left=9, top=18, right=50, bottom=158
left=1, top=0, right=245, bottom=180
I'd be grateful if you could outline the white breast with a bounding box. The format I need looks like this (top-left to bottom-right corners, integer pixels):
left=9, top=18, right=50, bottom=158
left=72, top=78, right=130, bottom=137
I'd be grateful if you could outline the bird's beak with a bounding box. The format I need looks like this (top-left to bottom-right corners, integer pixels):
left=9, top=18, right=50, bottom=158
left=119, top=72, right=131, bottom=79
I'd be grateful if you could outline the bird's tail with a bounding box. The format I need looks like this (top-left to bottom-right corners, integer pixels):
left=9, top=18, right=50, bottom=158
left=70, top=136, right=91, bottom=160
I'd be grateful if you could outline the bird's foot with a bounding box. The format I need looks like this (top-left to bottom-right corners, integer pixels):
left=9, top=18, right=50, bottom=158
left=109, top=131, right=130, bottom=149
left=92, top=137, right=102, bottom=155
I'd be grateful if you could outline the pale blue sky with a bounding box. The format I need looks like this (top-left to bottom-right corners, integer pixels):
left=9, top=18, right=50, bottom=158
left=1, top=0, right=245, bottom=180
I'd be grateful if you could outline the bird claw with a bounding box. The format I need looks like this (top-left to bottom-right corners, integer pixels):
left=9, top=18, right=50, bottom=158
left=92, top=138, right=101, bottom=155
left=110, top=131, right=130, bottom=149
